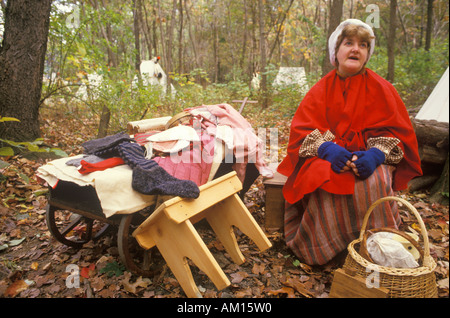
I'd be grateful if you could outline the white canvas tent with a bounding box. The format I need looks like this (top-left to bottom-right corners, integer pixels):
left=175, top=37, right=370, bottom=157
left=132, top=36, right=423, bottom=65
left=272, top=67, right=309, bottom=94
left=415, top=67, right=449, bottom=123
left=132, top=57, right=176, bottom=97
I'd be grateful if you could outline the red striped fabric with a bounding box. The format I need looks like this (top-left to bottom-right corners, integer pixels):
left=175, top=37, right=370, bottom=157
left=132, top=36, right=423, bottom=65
left=284, top=164, right=401, bottom=265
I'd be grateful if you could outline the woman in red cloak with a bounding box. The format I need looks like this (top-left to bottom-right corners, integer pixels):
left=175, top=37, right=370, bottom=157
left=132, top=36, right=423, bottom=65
left=277, top=19, right=422, bottom=265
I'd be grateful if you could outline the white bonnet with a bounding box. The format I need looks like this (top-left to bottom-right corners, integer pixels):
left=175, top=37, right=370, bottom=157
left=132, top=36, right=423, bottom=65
left=328, top=19, right=375, bottom=66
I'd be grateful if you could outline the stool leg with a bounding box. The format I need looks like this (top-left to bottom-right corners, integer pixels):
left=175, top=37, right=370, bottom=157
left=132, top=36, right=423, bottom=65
left=206, top=194, right=272, bottom=264
left=149, top=215, right=230, bottom=298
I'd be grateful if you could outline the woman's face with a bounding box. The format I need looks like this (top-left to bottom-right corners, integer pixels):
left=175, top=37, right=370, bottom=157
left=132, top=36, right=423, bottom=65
left=336, top=36, right=369, bottom=77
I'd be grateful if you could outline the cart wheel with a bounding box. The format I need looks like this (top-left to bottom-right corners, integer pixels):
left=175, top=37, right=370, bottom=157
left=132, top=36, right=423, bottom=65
left=46, top=204, right=111, bottom=249
left=118, top=212, right=154, bottom=277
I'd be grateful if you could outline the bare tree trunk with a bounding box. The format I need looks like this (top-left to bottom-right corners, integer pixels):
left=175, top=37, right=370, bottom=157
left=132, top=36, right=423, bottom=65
left=165, top=0, right=177, bottom=84
left=430, top=154, right=449, bottom=205
left=268, top=0, right=294, bottom=64
left=151, top=5, right=159, bottom=57
left=240, top=0, right=248, bottom=73
left=90, top=0, right=118, bottom=68
left=184, top=0, right=199, bottom=70
left=133, top=0, right=142, bottom=72
left=425, top=0, right=434, bottom=51
left=212, top=18, right=219, bottom=83
left=322, top=0, right=343, bottom=77
left=140, top=1, right=154, bottom=58
left=0, top=0, right=52, bottom=142
left=418, top=0, right=425, bottom=48
left=249, top=2, right=258, bottom=77
left=258, top=0, right=268, bottom=108
left=177, top=0, right=184, bottom=74
left=90, top=0, right=117, bottom=137
left=156, top=0, right=167, bottom=66
left=387, top=0, right=397, bottom=83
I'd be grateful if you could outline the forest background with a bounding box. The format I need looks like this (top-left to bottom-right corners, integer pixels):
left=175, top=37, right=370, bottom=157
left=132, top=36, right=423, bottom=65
left=1, top=0, right=448, bottom=139
left=0, top=0, right=449, bottom=300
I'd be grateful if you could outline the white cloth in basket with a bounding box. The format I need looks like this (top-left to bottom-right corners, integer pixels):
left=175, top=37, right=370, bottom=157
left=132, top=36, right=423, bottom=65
left=367, top=232, right=419, bottom=268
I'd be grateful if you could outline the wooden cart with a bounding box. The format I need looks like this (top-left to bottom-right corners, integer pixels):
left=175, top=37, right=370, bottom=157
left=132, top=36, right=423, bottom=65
left=45, top=161, right=260, bottom=278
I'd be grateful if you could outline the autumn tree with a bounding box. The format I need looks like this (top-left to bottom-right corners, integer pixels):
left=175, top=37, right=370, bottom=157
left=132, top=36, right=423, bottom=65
left=0, top=0, right=52, bottom=142
left=386, top=0, right=397, bottom=83
left=322, top=0, right=344, bottom=76
left=258, top=0, right=268, bottom=108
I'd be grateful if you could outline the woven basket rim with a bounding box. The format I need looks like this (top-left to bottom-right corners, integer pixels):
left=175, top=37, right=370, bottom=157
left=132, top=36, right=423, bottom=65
left=347, top=238, right=437, bottom=276
left=350, top=195, right=438, bottom=275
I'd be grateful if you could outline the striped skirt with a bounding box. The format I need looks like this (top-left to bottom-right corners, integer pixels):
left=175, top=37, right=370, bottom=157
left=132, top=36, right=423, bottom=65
left=284, top=165, right=401, bottom=265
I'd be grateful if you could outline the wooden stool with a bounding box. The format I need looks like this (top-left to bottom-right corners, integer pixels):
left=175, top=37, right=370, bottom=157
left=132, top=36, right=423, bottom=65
left=132, top=172, right=272, bottom=298
left=263, top=171, right=287, bottom=230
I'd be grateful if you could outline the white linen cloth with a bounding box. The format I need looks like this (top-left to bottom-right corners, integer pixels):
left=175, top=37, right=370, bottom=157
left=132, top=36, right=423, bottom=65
left=37, top=155, right=156, bottom=218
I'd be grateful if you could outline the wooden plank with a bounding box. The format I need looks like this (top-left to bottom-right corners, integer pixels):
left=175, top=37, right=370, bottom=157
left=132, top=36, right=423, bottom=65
left=263, top=171, right=287, bottom=229
left=263, top=171, right=287, bottom=186
left=329, top=269, right=389, bottom=298
left=206, top=194, right=272, bottom=265
left=163, top=172, right=242, bottom=224
left=264, top=185, right=285, bottom=229
left=136, top=216, right=230, bottom=297
left=132, top=172, right=241, bottom=235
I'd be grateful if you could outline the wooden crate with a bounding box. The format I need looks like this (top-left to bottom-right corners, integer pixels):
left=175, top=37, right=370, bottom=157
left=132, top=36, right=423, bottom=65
left=263, top=171, right=287, bottom=230
left=329, top=268, right=389, bottom=298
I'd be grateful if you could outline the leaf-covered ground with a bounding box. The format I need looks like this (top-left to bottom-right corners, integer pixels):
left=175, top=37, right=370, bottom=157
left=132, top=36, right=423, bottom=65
left=0, top=113, right=448, bottom=299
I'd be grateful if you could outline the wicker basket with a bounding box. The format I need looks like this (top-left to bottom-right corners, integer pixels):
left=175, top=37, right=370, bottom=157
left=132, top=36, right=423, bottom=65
left=343, top=196, right=438, bottom=298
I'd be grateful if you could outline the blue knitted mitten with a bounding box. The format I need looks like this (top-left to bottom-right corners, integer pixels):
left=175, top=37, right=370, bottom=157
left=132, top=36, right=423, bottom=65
left=352, top=148, right=385, bottom=179
left=317, top=141, right=352, bottom=173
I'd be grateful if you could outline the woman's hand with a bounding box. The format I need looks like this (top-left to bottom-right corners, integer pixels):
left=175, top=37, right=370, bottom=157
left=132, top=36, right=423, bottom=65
left=346, top=148, right=386, bottom=179
left=341, top=154, right=359, bottom=174
left=318, top=141, right=353, bottom=174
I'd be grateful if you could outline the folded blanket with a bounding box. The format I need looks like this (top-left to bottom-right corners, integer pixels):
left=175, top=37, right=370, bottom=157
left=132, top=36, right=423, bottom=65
left=36, top=156, right=157, bottom=217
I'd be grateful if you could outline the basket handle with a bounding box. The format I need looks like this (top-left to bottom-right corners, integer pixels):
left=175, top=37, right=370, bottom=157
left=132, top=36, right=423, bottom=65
left=359, top=196, right=432, bottom=263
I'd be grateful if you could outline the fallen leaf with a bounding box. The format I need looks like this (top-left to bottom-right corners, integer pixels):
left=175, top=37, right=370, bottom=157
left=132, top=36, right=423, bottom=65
left=235, top=287, right=253, bottom=298
left=299, top=263, right=313, bottom=274
left=252, top=263, right=266, bottom=275
left=4, top=280, right=30, bottom=297
left=283, top=277, right=314, bottom=298
left=437, top=278, right=449, bottom=290
left=143, top=290, right=155, bottom=298
left=411, top=223, right=422, bottom=232
left=30, top=262, right=39, bottom=270
left=81, top=263, right=95, bottom=278
left=428, top=229, right=443, bottom=241
left=47, top=284, right=61, bottom=294
left=413, top=202, right=428, bottom=210
left=230, top=271, right=249, bottom=284
left=122, top=272, right=151, bottom=294
left=267, top=287, right=296, bottom=298
left=7, top=237, right=26, bottom=247
left=90, top=276, right=105, bottom=292
left=208, top=240, right=224, bottom=251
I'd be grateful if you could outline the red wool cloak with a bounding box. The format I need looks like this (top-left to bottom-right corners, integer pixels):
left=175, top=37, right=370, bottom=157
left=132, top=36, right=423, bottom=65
left=277, top=69, right=422, bottom=204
